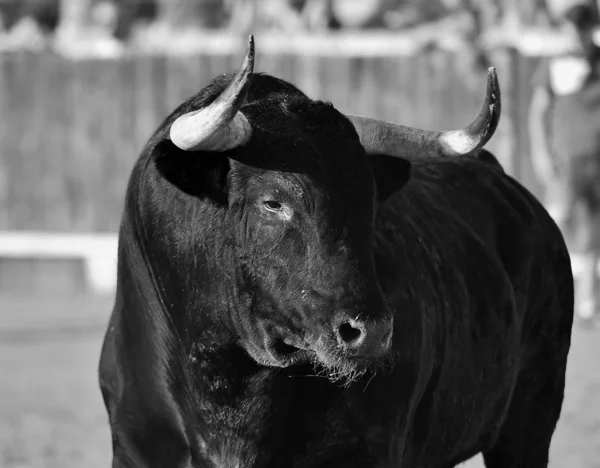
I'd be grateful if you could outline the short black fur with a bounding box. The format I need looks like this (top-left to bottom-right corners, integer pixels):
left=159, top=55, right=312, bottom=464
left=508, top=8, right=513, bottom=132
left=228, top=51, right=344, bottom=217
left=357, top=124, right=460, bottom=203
left=99, top=72, right=574, bottom=468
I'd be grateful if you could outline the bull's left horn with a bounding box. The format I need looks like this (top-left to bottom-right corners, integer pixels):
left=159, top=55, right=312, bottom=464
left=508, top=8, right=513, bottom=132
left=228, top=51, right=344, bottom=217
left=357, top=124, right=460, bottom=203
left=346, top=67, right=501, bottom=158
left=170, top=36, right=255, bottom=152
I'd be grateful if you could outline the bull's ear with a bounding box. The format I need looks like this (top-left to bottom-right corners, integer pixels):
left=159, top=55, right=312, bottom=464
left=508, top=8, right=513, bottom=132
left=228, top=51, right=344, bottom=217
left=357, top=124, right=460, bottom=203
left=153, top=140, right=230, bottom=205
left=369, top=153, right=412, bottom=201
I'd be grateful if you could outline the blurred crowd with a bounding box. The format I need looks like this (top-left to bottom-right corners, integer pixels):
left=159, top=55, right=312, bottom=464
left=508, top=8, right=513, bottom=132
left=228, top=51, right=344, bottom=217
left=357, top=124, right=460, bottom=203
left=0, top=0, right=595, bottom=58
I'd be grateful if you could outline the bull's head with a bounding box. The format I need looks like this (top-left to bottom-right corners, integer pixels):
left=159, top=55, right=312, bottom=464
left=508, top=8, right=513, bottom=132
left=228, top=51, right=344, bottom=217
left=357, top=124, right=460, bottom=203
left=145, top=36, right=500, bottom=383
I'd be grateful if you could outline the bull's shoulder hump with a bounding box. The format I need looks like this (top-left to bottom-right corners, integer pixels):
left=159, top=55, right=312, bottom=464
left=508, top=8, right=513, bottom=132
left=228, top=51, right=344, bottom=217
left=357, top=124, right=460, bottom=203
left=472, top=149, right=505, bottom=173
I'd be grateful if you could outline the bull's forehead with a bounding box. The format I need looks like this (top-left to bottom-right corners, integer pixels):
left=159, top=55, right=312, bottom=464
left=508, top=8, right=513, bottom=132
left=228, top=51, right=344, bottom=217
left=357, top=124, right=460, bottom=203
left=237, top=136, right=374, bottom=203
left=242, top=94, right=370, bottom=170
left=271, top=173, right=305, bottom=200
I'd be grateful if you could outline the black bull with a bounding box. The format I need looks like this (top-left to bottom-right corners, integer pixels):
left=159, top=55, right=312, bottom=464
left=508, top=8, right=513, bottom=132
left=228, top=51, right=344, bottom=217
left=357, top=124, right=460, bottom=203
left=99, top=38, right=574, bottom=468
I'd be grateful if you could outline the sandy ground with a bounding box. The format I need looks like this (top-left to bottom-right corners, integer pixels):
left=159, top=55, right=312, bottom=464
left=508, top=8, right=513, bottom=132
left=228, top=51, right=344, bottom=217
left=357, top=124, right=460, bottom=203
left=0, top=294, right=598, bottom=468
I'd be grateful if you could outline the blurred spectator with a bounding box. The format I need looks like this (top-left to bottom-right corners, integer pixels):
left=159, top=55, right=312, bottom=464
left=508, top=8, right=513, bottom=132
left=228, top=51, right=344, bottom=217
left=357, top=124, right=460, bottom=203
left=128, top=0, right=229, bottom=54
left=225, top=0, right=339, bottom=33
left=302, top=0, right=335, bottom=31
left=108, top=0, right=157, bottom=40
left=226, top=0, right=305, bottom=34
left=0, top=0, right=59, bottom=52
left=53, top=0, right=124, bottom=59
left=0, top=16, right=48, bottom=52
left=329, top=0, right=390, bottom=29
left=0, top=0, right=125, bottom=57
left=156, top=0, right=225, bottom=28
left=529, top=1, right=600, bottom=324
left=0, top=0, right=60, bottom=33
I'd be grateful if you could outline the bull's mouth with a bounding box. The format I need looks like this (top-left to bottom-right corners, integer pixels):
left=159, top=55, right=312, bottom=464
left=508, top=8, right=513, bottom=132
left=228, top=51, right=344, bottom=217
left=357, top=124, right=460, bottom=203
left=270, top=338, right=313, bottom=365
left=266, top=336, right=385, bottom=386
left=273, top=339, right=304, bottom=356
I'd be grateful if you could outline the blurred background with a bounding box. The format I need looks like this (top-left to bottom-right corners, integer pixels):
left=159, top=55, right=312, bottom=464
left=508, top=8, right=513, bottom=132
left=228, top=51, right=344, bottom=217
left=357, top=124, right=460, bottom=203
left=0, top=0, right=599, bottom=467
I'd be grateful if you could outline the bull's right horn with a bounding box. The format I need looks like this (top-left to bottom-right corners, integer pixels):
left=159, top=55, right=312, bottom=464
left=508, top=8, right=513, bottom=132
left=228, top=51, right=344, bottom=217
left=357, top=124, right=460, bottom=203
left=170, top=36, right=255, bottom=152
left=346, top=67, right=501, bottom=158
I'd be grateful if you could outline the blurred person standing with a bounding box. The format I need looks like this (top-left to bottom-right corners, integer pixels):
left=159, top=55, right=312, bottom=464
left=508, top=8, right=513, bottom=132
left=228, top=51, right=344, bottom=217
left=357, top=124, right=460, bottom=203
left=529, top=1, right=600, bottom=325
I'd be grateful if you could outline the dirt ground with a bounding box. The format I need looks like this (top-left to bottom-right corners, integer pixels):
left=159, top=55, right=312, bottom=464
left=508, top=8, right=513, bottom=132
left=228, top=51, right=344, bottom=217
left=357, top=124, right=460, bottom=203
left=0, top=294, right=598, bottom=468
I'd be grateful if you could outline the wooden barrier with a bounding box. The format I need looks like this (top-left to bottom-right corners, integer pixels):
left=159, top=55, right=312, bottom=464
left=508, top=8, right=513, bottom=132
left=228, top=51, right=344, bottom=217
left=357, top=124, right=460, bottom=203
left=0, top=231, right=117, bottom=293
left=0, top=49, right=544, bottom=234
left=0, top=48, right=547, bottom=292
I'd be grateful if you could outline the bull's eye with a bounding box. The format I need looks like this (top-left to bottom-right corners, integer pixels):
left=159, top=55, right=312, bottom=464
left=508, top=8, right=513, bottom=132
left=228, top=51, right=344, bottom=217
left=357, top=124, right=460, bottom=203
left=260, top=199, right=293, bottom=221
left=263, top=200, right=282, bottom=212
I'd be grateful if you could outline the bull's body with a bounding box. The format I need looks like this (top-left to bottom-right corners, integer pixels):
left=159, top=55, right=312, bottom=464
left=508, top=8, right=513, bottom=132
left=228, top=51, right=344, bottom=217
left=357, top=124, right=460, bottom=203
left=99, top=45, right=573, bottom=468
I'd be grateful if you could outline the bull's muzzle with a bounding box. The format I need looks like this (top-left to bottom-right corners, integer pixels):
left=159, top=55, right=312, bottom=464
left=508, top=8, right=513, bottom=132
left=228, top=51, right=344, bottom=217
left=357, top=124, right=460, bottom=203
left=333, top=314, right=393, bottom=358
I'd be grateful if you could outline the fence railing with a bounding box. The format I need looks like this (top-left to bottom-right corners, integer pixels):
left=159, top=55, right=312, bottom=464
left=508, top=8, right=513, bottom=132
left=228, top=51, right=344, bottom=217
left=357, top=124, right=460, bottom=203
left=0, top=49, right=542, bottom=234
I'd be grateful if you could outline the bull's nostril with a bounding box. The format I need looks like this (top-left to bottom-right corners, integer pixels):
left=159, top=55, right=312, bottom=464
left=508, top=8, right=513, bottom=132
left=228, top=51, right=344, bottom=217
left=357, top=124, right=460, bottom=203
left=338, top=322, right=362, bottom=344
